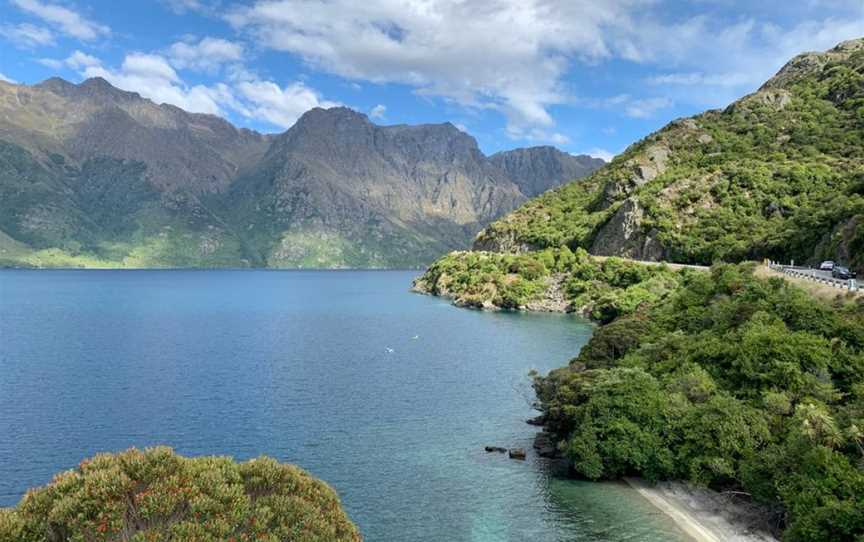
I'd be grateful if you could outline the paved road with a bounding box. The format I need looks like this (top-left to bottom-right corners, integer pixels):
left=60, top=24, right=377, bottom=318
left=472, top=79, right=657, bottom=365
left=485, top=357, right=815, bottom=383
left=792, top=267, right=848, bottom=280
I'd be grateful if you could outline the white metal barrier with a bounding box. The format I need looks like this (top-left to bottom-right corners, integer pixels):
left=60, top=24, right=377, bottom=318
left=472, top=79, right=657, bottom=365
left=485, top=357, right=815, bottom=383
left=767, top=260, right=858, bottom=292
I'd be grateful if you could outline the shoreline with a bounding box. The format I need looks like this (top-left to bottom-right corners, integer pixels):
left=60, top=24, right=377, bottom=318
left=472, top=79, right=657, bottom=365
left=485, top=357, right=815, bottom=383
left=625, top=478, right=779, bottom=542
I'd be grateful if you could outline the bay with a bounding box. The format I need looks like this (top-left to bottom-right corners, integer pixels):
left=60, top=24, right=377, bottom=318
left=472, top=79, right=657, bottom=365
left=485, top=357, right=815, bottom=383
left=0, top=270, right=687, bottom=541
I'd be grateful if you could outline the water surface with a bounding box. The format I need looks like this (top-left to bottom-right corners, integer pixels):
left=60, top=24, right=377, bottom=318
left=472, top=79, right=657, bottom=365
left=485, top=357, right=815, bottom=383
left=0, top=270, right=687, bottom=541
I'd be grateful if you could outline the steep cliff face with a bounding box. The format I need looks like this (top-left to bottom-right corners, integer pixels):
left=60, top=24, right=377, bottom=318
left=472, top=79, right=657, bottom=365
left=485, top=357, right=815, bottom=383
left=0, top=79, right=599, bottom=268
left=470, top=38, right=864, bottom=270
left=489, top=146, right=604, bottom=198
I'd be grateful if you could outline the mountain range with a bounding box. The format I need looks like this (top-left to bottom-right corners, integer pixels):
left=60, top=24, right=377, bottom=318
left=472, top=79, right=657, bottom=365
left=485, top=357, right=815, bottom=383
left=0, top=77, right=602, bottom=268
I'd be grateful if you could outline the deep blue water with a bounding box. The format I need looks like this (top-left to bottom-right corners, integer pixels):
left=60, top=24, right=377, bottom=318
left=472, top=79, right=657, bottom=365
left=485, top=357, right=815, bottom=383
left=0, top=270, right=688, bottom=541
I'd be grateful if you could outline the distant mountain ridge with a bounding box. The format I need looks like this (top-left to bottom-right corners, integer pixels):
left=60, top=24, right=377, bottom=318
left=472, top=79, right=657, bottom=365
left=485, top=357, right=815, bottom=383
left=0, top=77, right=603, bottom=268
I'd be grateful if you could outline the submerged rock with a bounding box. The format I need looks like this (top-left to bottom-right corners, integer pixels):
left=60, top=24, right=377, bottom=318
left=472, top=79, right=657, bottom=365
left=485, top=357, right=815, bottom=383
left=508, top=448, right=527, bottom=460
left=484, top=446, right=507, bottom=453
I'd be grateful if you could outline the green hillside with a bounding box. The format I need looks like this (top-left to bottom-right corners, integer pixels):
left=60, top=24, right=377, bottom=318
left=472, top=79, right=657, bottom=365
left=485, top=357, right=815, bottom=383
left=475, top=39, right=864, bottom=270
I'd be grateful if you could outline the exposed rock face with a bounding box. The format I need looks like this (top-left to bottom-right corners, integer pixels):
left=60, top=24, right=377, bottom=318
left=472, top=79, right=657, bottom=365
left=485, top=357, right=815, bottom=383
left=523, top=274, right=570, bottom=312
left=590, top=199, right=665, bottom=260
left=760, top=38, right=864, bottom=91
left=489, top=146, right=604, bottom=197
left=598, top=143, right=670, bottom=209
left=472, top=227, right=539, bottom=253
left=0, top=78, right=599, bottom=268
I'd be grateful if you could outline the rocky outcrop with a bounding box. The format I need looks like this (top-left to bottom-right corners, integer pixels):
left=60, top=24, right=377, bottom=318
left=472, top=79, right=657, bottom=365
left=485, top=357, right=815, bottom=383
left=523, top=274, right=570, bottom=312
left=597, top=143, right=669, bottom=210
left=472, top=227, right=538, bottom=253
left=590, top=198, right=666, bottom=260
left=760, top=38, right=864, bottom=91
left=533, top=431, right=558, bottom=458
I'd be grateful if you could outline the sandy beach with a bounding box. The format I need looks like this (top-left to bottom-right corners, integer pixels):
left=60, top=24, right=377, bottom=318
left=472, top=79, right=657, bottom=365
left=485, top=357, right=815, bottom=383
left=626, top=478, right=779, bottom=542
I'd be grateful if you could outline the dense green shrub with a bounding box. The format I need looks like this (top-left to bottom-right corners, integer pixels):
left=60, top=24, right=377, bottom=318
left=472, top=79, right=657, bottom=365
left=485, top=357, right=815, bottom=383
left=534, top=263, right=864, bottom=540
left=0, top=447, right=361, bottom=542
left=415, top=249, right=681, bottom=315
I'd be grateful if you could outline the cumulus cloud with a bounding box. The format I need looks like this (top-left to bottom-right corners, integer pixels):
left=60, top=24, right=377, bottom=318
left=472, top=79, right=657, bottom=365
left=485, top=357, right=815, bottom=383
left=234, top=80, right=340, bottom=128
left=168, top=37, right=244, bottom=73
left=0, top=72, right=17, bottom=84
left=77, top=52, right=224, bottom=114
left=225, top=0, right=864, bottom=136
left=585, top=148, right=617, bottom=162
left=65, top=50, right=100, bottom=69
left=226, top=0, right=645, bottom=137
left=10, top=0, right=110, bottom=41
left=0, top=22, right=55, bottom=48
left=38, top=49, right=101, bottom=70
left=62, top=50, right=336, bottom=129
left=369, top=104, right=386, bottom=120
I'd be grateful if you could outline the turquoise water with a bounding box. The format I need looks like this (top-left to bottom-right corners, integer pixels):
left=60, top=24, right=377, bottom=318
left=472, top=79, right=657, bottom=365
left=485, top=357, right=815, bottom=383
left=0, top=270, right=687, bottom=541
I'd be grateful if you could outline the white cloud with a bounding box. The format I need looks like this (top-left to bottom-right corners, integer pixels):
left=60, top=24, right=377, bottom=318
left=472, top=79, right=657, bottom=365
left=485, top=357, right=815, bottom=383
left=640, top=15, right=864, bottom=107
left=506, top=126, right=570, bottom=145
left=234, top=80, right=340, bottom=128
left=162, top=0, right=215, bottom=15
left=588, top=94, right=673, bottom=119
left=624, top=97, right=673, bottom=118
left=168, top=37, right=244, bottom=73
left=226, top=0, right=644, bottom=136
left=38, top=49, right=101, bottom=70
left=585, top=148, right=616, bottom=162
left=226, top=0, right=864, bottom=132
left=369, top=104, right=386, bottom=120
left=81, top=53, right=226, bottom=115
left=37, top=57, right=63, bottom=69
left=0, top=22, right=55, bottom=48
left=64, top=51, right=336, bottom=130
left=0, top=72, right=17, bottom=84
left=65, top=50, right=100, bottom=69
left=10, top=0, right=109, bottom=41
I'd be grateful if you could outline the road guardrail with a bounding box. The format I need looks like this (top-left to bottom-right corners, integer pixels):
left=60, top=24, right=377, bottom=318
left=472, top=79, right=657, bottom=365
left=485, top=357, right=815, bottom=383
left=767, top=261, right=859, bottom=292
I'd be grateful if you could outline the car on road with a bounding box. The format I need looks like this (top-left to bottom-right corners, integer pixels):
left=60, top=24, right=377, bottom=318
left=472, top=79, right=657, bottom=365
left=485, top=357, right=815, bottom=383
left=820, top=261, right=835, bottom=271
left=832, top=266, right=857, bottom=280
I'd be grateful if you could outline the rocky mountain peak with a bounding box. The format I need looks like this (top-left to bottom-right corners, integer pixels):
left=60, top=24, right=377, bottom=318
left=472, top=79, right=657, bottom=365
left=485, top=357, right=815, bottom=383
left=761, top=37, right=864, bottom=91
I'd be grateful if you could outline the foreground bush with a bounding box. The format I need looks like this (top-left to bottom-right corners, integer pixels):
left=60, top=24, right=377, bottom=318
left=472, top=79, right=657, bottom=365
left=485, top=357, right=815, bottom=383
left=0, top=447, right=362, bottom=542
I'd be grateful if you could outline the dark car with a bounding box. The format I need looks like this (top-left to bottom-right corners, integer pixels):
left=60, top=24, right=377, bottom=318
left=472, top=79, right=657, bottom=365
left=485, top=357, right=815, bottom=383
left=832, top=266, right=857, bottom=280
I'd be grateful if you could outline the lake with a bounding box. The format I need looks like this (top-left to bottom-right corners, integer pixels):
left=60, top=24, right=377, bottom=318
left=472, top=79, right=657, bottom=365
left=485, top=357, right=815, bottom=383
left=0, top=270, right=688, bottom=541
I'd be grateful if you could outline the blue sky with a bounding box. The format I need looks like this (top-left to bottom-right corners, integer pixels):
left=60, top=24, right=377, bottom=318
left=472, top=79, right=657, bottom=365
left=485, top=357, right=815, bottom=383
left=1, top=0, right=863, bottom=159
